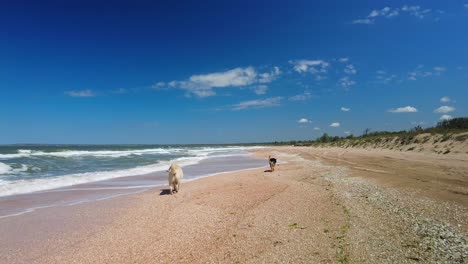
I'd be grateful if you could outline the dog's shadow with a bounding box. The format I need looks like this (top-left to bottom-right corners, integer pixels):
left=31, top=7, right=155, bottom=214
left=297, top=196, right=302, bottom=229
left=264, top=169, right=273, bottom=173
left=159, top=189, right=172, bottom=195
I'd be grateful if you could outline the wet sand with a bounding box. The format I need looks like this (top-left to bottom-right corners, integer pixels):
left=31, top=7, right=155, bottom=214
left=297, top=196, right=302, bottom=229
left=0, top=155, right=265, bottom=219
left=1, top=146, right=467, bottom=263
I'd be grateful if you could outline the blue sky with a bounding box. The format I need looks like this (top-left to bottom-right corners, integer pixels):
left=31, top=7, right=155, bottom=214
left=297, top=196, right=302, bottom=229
left=1, top=1, right=467, bottom=144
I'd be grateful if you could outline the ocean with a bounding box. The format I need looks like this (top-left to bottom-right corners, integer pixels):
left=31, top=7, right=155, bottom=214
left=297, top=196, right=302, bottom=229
left=0, top=145, right=265, bottom=198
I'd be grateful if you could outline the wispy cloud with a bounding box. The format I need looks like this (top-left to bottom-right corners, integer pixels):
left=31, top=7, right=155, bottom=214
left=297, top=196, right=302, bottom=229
left=341, top=107, right=350, bottom=112
left=433, top=66, right=446, bottom=74
left=65, top=89, right=95, bottom=97
left=369, top=6, right=398, bottom=18
left=352, top=18, right=374, bottom=24
left=297, top=118, right=312, bottom=124
left=408, top=65, right=446, bottom=81
left=253, top=85, right=268, bottom=95
left=313, top=127, right=321, bottom=131
left=339, top=77, right=356, bottom=89
left=465, top=4, right=468, bottom=9
left=440, top=96, right=451, bottom=103
left=232, top=97, right=282, bottom=110
left=353, top=5, right=434, bottom=25
left=401, top=5, right=432, bottom=19
left=330, top=122, right=340, bottom=127
left=289, top=60, right=329, bottom=75
left=388, top=106, right=418, bottom=113
left=156, top=66, right=280, bottom=97
left=376, top=70, right=398, bottom=84
left=289, top=91, right=312, bottom=101
left=344, top=64, right=357, bottom=75
left=338, top=57, right=349, bottom=63
left=440, top=115, right=453, bottom=120
left=434, top=106, right=455, bottom=113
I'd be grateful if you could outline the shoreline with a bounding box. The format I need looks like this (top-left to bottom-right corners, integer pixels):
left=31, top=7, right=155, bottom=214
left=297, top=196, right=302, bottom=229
left=1, top=146, right=467, bottom=263
left=0, top=154, right=267, bottom=219
left=0, top=146, right=265, bottom=197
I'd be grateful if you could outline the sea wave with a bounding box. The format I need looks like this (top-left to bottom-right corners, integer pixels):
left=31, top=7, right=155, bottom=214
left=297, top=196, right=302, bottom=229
left=0, top=146, right=261, bottom=160
left=0, top=148, right=181, bottom=159
left=0, top=146, right=264, bottom=197
left=0, top=162, right=12, bottom=175
left=0, top=162, right=31, bottom=175
left=0, top=155, right=207, bottom=197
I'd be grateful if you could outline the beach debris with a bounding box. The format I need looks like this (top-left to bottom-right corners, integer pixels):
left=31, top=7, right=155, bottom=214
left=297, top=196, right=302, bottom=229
left=288, top=223, right=306, bottom=230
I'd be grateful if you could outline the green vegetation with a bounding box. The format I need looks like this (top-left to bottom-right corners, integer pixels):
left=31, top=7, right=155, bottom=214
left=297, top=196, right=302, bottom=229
left=263, top=117, right=468, bottom=147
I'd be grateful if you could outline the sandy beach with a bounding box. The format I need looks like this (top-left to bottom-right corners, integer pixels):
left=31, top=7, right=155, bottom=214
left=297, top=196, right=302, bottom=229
left=1, top=146, right=467, bottom=263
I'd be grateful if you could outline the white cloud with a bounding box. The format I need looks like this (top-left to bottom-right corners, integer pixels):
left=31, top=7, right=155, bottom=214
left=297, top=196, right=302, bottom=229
left=387, top=9, right=400, bottom=18
left=289, top=91, right=312, bottom=101
left=440, top=115, right=453, bottom=120
left=65, top=89, right=95, bottom=97
left=258, top=67, right=281, bottom=83
left=330, top=122, right=340, bottom=127
left=339, top=77, right=356, bottom=89
left=407, top=65, right=445, bottom=81
left=352, top=18, right=374, bottom=24
left=152, top=82, right=166, bottom=89
left=376, top=70, right=398, bottom=84
left=434, top=106, right=455, bottom=113
left=313, top=127, right=321, bottom=131
left=344, top=64, right=357, bottom=75
left=353, top=5, right=434, bottom=25
left=289, top=60, right=329, bottom=74
left=341, top=107, right=350, bottom=112
left=232, top=97, right=282, bottom=110
left=433, top=66, right=446, bottom=75
left=388, top=106, right=418, bottom=113
left=401, top=5, right=431, bottom=19
left=376, top=70, right=387, bottom=75
left=187, top=67, right=256, bottom=87
left=297, top=118, right=312, bottom=124
left=253, top=85, right=268, bottom=95
left=368, top=6, right=395, bottom=18
left=338, top=57, right=349, bottom=63
left=344, top=131, right=351, bottom=135
left=440, top=96, right=451, bottom=103
left=157, top=66, right=281, bottom=97
left=168, top=81, right=178, bottom=87
left=465, top=4, right=468, bottom=9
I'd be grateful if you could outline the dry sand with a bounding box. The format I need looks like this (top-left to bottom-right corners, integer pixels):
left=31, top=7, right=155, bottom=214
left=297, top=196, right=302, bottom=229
left=1, top=146, right=467, bottom=263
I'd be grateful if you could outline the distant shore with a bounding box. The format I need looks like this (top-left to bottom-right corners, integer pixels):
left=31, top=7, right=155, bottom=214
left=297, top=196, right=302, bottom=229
left=1, top=146, right=467, bottom=263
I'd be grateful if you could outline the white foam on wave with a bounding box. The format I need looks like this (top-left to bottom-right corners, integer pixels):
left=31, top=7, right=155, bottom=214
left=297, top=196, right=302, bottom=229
left=0, top=163, right=31, bottom=175
left=0, top=154, right=206, bottom=197
left=0, top=148, right=183, bottom=159
left=0, top=162, right=12, bottom=175
left=0, top=146, right=262, bottom=160
left=187, top=146, right=263, bottom=157
left=0, top=146, right=264, bottom=197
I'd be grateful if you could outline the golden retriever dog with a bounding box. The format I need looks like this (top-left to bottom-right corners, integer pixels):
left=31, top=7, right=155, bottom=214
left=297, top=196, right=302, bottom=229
left=268, top=155, right=277, bottom=172
left=167, top=162, right=184, bottom=194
